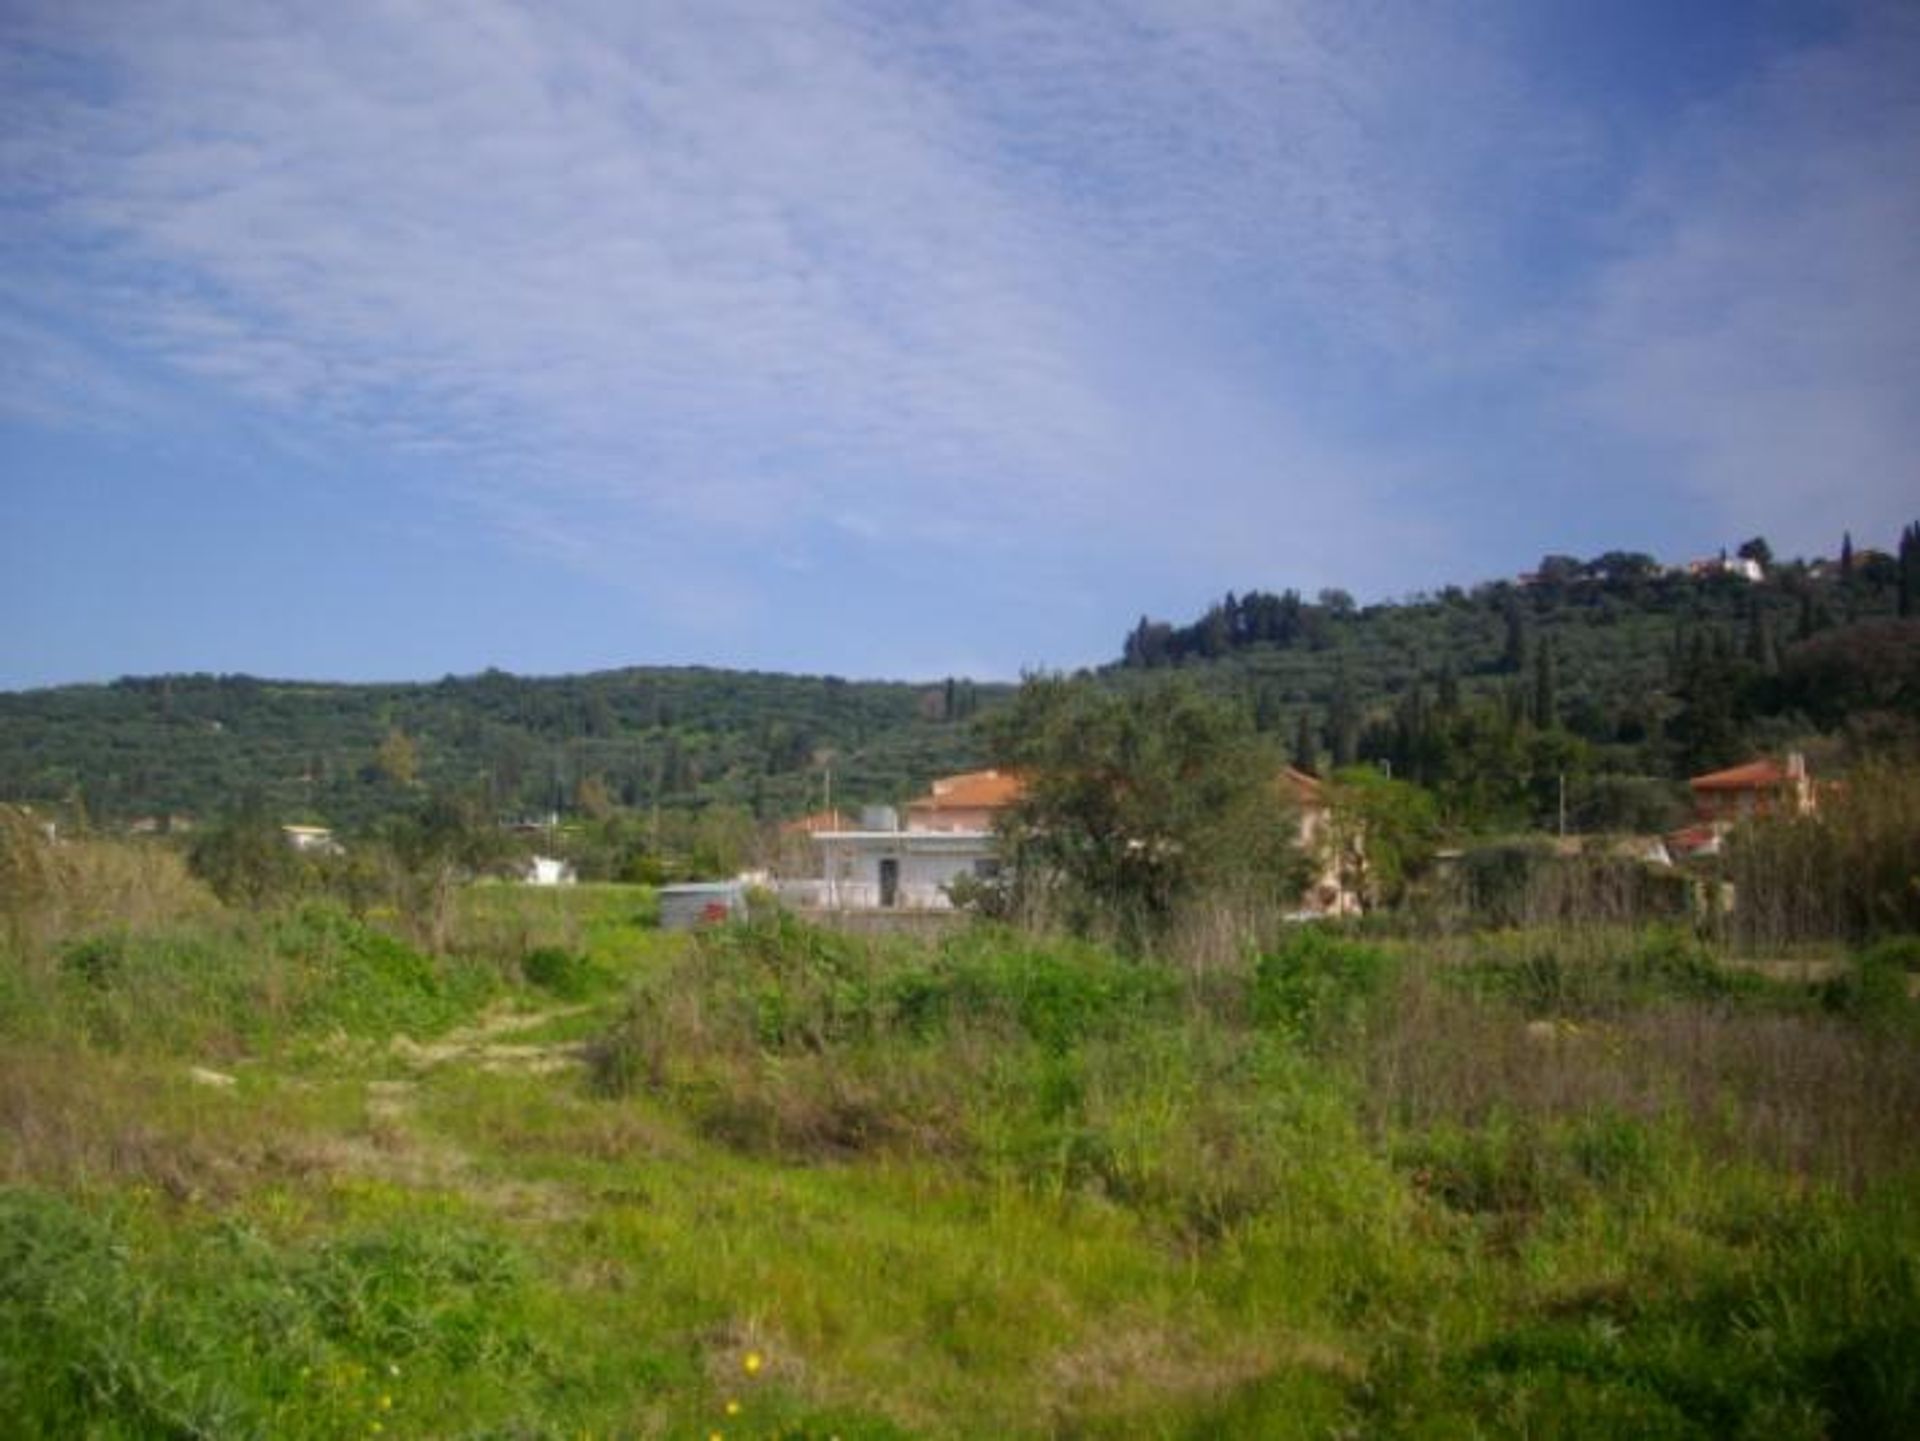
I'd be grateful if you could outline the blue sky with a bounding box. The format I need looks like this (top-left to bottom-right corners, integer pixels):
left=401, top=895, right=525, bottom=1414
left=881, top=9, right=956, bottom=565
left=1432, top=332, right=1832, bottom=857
left=3, top=0, right=1916, bottom=689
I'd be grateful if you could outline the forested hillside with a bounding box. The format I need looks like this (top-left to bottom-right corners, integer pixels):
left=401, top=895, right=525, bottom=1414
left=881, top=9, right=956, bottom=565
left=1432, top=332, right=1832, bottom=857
left=0, top=667, right=1001, bottom=829
left=5, top=529, right=1917, bottom=836
left=1114, top=532, right=1920, bottom=831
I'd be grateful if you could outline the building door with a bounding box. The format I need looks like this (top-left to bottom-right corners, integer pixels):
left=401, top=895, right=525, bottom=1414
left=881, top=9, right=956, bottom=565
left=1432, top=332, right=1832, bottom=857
left=878, top=857, right=899, bottom=908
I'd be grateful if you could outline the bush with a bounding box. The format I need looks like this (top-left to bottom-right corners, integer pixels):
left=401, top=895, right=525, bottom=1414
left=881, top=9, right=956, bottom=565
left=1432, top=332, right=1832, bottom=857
left=1458, top=925, right=1757, bottom=1017
left=1252, top=927, right=1396, bottom=1045
left=1822, top=942, right=1918, bottom=1035
left=520, top=945, right=606, bottom=1000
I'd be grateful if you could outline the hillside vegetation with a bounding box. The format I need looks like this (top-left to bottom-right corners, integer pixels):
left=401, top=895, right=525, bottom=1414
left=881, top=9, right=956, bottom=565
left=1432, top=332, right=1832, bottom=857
left=1115, top=535, right=1920, bottom=832
left=5, top=532, right=1916, bottom=847
left=0, top=667, right=1001, bottom=831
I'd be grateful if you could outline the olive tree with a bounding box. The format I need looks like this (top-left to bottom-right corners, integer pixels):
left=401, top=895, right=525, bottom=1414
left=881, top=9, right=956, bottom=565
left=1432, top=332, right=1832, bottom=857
left=984, top=674, right=1302, bottom=952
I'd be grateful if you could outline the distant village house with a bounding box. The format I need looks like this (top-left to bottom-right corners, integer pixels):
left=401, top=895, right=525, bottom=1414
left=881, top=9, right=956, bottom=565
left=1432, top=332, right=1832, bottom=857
left=1668, top=751, right=1816, bottom=859
left=281, top=823, right=340, bottom=855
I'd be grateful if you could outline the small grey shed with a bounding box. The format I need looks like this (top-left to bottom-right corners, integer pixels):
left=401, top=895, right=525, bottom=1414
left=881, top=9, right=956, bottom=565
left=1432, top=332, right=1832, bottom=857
left=658, top=881, right=748, bottom=931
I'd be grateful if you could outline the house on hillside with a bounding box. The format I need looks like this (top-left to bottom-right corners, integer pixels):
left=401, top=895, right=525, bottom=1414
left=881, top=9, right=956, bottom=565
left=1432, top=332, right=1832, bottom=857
left=809, top=828, right=1005, bottom=909
left=281, top=823, right=340, bottom=855
left=1686, top=555, right=1764, bottom=583
left=1688, top=753, right=1815, bottom=824
left=1667, top=752, right=1816, bottom=860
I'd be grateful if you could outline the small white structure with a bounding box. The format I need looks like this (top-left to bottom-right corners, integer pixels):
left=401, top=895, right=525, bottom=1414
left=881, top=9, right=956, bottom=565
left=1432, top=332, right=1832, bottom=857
left=809, top=828, right=1001, bottom=910
left=281, top=824, right=340, bottom=855
left=522, top=855, right=577, bottom=886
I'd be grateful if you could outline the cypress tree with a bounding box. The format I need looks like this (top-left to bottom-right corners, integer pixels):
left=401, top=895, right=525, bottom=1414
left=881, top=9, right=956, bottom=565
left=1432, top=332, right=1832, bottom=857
left=1531, top=639, right=1558, bottom=730
left=1330, top=674, right=1360, bottom=769
left=1899, top=521, right=1918, bottom=618
left=1292, top=711, right=1318, bottom=775
left=1501, top=596, right=1529, bottom=674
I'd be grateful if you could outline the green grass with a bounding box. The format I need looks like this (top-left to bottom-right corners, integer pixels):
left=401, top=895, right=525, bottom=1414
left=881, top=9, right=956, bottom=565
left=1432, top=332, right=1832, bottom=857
left=3, top=893, right=1917, bottom=1436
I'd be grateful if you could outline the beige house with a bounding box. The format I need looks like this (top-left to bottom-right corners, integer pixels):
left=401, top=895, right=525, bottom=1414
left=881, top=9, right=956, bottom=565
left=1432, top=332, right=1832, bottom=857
left=1688, top=753, right=1815, bottom=823
left=1282, top=767, right=1363, bottom=916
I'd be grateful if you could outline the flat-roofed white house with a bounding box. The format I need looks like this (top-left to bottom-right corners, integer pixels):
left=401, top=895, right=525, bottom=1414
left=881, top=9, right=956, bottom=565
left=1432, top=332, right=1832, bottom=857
left=793, top=770, right=1023, bottom=910
left=810, top=827, right=1004, bottom=909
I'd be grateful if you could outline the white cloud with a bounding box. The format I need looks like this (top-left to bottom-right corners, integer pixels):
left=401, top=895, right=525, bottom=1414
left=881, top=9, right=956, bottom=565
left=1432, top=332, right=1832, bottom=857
left=2, top=1, right=1472, bottom=607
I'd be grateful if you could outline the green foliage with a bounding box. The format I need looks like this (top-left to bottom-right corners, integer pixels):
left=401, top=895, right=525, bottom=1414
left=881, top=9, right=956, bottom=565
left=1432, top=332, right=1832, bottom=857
left=0, top=902, right=498, bottom=1054
left=1447, top=839, right=1691, bottom=930
left=0, top=1190, right=585, bottom=1438
left=985, top=674, right=1302, bottom=948
left=1252, top=927, right=1397, bottom=1045
left=1821, top=940, right=1919, bottom=1036
left=1324, top=767, right=1441, bottom=908
left=519, top=945, right=608, bottom=1000
left=1455, top=925, right=1759, bottom=1016
left=272, top=904, right=498, bottom=1040
left=0, top=666, right=1007, bottom=835
left=188, top=803, right=311, bottom=907
left=1727, top=758, right=1920, bottom=947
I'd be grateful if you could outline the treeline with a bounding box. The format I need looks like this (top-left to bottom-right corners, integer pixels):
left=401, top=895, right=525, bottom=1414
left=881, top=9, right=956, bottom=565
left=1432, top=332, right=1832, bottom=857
left=0, top=666, right=1004, bottom=832
left=1117, top=530, right=1920, bottom=826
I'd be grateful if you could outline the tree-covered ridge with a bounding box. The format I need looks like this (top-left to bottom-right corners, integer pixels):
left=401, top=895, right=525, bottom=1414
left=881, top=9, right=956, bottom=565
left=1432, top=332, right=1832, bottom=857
left=0, top=665, right=1004, bottom=830
left=7, top=529, right=1918, bottom=837
left=1116, top=531, right=1920, bottom=830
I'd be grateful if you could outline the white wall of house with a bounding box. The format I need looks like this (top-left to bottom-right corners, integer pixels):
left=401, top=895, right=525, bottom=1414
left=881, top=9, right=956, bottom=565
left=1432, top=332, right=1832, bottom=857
left=524, top=855, right=577, bottom=886
left=808, top=831, right=999, bottom=909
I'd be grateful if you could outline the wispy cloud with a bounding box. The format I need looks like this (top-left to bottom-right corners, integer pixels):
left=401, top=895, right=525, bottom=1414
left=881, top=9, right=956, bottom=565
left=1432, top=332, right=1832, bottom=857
left=1, top=3, right=1472, bottom=584
left=2, top=0, right=1913, bottom=680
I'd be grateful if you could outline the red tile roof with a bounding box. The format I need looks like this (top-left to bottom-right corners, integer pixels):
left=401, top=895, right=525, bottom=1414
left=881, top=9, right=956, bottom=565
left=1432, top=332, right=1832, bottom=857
left=910, top=769, right=1026, bottom=812
left=1689, top=758, right=1792, bottom=791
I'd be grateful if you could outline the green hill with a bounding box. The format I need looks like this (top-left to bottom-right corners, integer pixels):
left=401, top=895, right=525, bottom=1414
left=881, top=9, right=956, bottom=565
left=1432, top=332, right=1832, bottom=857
left=5, top=530, right=1916, bottom=835
left=0, top=666, right=1005, bottom=830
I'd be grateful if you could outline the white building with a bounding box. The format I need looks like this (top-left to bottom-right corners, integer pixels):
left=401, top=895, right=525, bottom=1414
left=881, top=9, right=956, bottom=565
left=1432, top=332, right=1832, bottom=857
left=522, top=855, right=577, bottom=886
left=806, top=827, right=1001, bottom=910
left=281, top=824, right=340, bottom=855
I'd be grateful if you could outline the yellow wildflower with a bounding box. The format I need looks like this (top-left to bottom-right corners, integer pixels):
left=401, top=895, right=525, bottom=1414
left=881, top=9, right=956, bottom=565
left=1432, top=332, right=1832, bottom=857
left=742, top=1351, right=764, bottom=1376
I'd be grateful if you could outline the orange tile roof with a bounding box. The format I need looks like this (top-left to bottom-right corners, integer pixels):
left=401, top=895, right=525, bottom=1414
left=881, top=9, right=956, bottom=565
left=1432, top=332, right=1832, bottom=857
left=910, top=769, right=1026, bottom=811
left=1689, top=758, right=1792, bottom=791
left=1666, top=822, right=1722, bottom=854
left=1280, top=766, right=1328, bottom=807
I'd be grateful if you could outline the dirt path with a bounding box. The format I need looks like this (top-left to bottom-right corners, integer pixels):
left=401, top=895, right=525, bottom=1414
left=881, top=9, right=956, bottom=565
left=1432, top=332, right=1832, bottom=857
left=387, top=1002, right=593, bottom=1074
left=289, top=1003, right=600, bottom=1215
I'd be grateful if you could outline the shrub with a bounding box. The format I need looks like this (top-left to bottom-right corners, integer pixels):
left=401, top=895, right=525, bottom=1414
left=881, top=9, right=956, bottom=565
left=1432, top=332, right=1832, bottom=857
left=520, top=945, right=606, bottom=1000
left=1252, top=927, right=1396, bottom=1045
left=1822, top=943, right=1918, bottom=1035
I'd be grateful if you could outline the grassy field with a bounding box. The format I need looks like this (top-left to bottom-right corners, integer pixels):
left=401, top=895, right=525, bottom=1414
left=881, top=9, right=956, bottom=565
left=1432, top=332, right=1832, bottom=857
left=2, top=862, right=1917, bottom=1437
